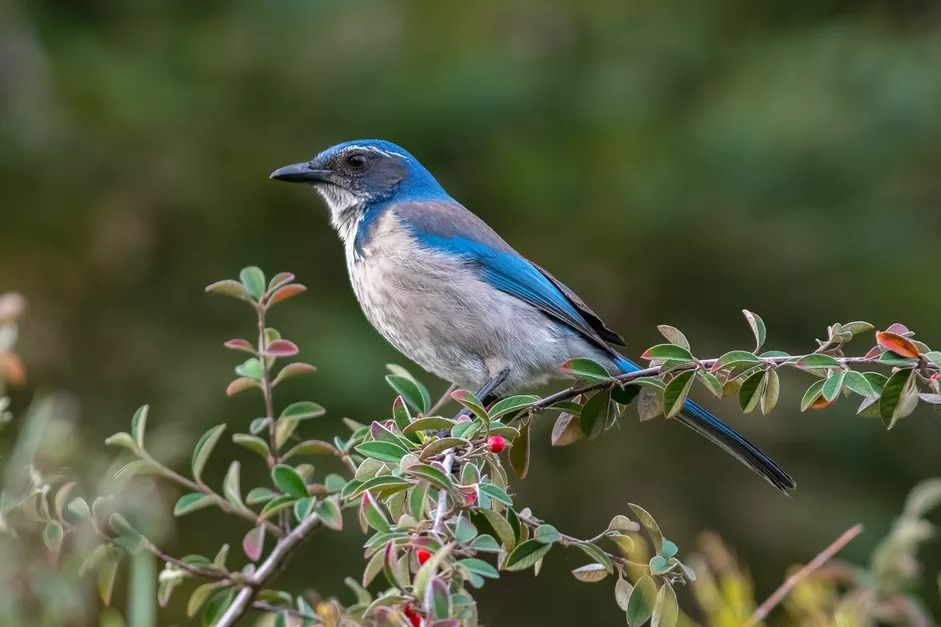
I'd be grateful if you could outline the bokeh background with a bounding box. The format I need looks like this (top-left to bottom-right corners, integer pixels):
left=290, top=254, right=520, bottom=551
left=3, top=0, right=941, bottom=624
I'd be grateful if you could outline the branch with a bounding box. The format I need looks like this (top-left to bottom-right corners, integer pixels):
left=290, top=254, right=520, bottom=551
left=517, top=512, right=627, bottom=567
left=529, top=354, right=933, bottom=414
left=215, top=512, right=324, bottom=627
left=744, top=523, right=864, bottom=627
left=432, top=451, right=456, bottom=535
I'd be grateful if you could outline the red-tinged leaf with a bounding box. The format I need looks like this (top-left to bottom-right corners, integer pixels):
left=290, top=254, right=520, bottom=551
left=226, top=377, right=259, bottom=396
left=265, top=339, right=299, bottom=357
left=885, top=322, right=911, bottom=336
left=809, top=395, right=835, bottom=410
left=876, top=331, right=920, bottom=359
left=268, top=272, right=295, bottom=291
left=864, top=345, right=883, bottom=359
left=242, top=526, right=265, bottom=562
left=272, top=362, right=316, bottom=386
left=205, top=279, right=253, bottom=301
left=268, top=284, right=307, bottom=306
left=224, top=339, right=255, bottom=354
left=0, top=352, right=26, bottom=386
left=509, top=421, right=530, bottom=479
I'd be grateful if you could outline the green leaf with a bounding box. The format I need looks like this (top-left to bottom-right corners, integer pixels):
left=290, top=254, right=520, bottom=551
left=800, top=380, right=826, bottom=411
left=652, top=584, right=679, bottom=627
left=428, top=576, right=452, bottom=619
left=205, top=279, right=253, bottom=301
left=451, top=390, right=490, bottom=423
left=235, top=358, right=263, bottom=380
left=660, top=539, right=678, bottom=559
left=649, top=555, right=671, bottom=575
left=616, top=576, right=634, bottom=611
left=656, top=325, right=690, bottom=350
left=293, top=496, right=316, bottom=522
left=223, top=461, right=243, bottom=508
left=420, top=437, right=469, bottom=460
left=843, top=371, right=876, bottom=397
left=284, top=439, right=340, bottom=458
left=742, top=310, right=766, bottom=350
left=280, top=401, right=326, bottom=421
left=258, top=495, right=295, bottom=521
left=174, top=493, right=215, bottom=516
left=314, top=497, right=343, bottom=530
left=821, top=371, right=846, bottom=402
left=360, top=491, right=391, bottom=532
left=246, top=487, right=277, bottom=505
left=697, top=371, right=723, bottom=398
left=580, top=389, right=612, bottom=439
left=458, top=558, right=499, bottom=579
left=663, top=371, right=695, bottom=418
left=489, top=395, right=538, bottom=420
left=534, top=524, right=561, bottom=544
left=711, top=350, right=761, bottom=371
left=104, top=432, right=137, bottom=452
left=574, top=541, right=614, bottom=574
left=271, top=362, right=317, bottom=386
left=130, top=405, right=149, bottom=449
left=572, top=563, right=609, bottom=582
left=347, top=476, right=414, bottom=499
left=629, top=503, right=663, bottom=553
left=403, top=417, right=455, bottom=433
left=192, top=424, right=226, bottom=483
left=760, top=369, right=780, bottom=415
left=232, top=434, right=270, bottom=459
left=239, top=266, right=266, bottom=300
left=738, top=370, right=767, bottom=414
left=478, top=483, right=512, bottom=506
left=626, top=575, right=658, bottom=626
left=560, top=357, right=612, bottom=383
left=795, top=354, right=840, bottom=369
left=470, top=535, right=501, bottom=553
left=504, top=539, right=552, bottom=571
left=187, top=582, right=223, bottom=618
left=385, top=374, right=430, bottom=414
left=474, top=510, right=516, bottom=552
left=406, top=463, right=455, bottom=494
left=272, top=465, right=308, bottom=498
left=355, top=441, right=408, bottom=463
left=509, top=421, right=531, bottom=479
left=641, top=344, right=695, bottom=362
left=550, top=411, right=583, bottom=447
left=880, top=369, right=916, bottom=429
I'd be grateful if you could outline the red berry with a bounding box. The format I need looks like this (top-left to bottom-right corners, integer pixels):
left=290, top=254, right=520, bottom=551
left=464, top=492, right=477, bottom=505
left=416, top=548, right=431, bottom=565
left=486, top=435, right=506, bottom=453
left=403, top=604, right=421, bottom=627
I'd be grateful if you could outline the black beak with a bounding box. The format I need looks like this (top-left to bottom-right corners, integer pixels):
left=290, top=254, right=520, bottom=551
left=269, top=162, right=332, bottom=184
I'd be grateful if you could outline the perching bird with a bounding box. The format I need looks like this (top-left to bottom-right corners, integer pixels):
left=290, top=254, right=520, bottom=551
left=270, top=140, right=795, bottom=492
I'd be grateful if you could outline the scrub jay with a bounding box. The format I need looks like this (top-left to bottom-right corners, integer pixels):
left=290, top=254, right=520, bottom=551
left=270, top=140, right=795, bottom=492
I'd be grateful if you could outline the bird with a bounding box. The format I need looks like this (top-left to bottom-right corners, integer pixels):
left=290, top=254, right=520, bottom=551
left=270, top=139, right=795, bottom=492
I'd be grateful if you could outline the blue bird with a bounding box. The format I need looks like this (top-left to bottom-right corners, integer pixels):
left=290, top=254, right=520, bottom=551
left=270, top=140, right=795, bottom=492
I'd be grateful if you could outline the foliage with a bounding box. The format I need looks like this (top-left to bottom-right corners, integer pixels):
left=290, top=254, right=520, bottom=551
left=1, top=270, right=940, bottom=626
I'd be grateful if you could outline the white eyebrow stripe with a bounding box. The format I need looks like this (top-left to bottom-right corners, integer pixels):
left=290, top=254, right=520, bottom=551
left=341, top=145, right=402, bottom=159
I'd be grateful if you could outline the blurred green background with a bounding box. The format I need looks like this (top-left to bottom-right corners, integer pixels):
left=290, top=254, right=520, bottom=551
left=3, top=0, right=941, bottom=624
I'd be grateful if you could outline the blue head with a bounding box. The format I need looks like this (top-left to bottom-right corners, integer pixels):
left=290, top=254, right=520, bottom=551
left=270, top=140, right=450, bottom=239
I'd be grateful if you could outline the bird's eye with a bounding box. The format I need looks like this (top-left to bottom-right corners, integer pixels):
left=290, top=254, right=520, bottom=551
left=346, top=153, right=368, bottom=170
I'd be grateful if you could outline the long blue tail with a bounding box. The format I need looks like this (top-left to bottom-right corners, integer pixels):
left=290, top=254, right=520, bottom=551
left=614, top=355, right=795, bottom=492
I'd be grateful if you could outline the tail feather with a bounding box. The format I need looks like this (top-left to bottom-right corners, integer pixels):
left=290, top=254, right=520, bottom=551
left=613, top=355, right=795, bottom=492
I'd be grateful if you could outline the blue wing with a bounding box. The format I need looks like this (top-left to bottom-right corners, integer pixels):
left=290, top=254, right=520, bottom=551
left=394, top=200, right=625, bottom=349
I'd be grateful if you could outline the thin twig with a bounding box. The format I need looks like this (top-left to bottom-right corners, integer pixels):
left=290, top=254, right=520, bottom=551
left=517, top=513, right=627, bottom=566
left=257, top=302, right=292, bottom=536
left=428, top=383, right=457, bottom=416
left=142, top=453, right=283, bottom=538
left=432, top=451, right=455, bottom=535
left=215, top=512, right=324, bottom=627
left=744, top=524, right=864, bottom=627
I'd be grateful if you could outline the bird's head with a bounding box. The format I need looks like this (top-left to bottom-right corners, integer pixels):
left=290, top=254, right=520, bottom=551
left=270, top=140, right=447, bottom=236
